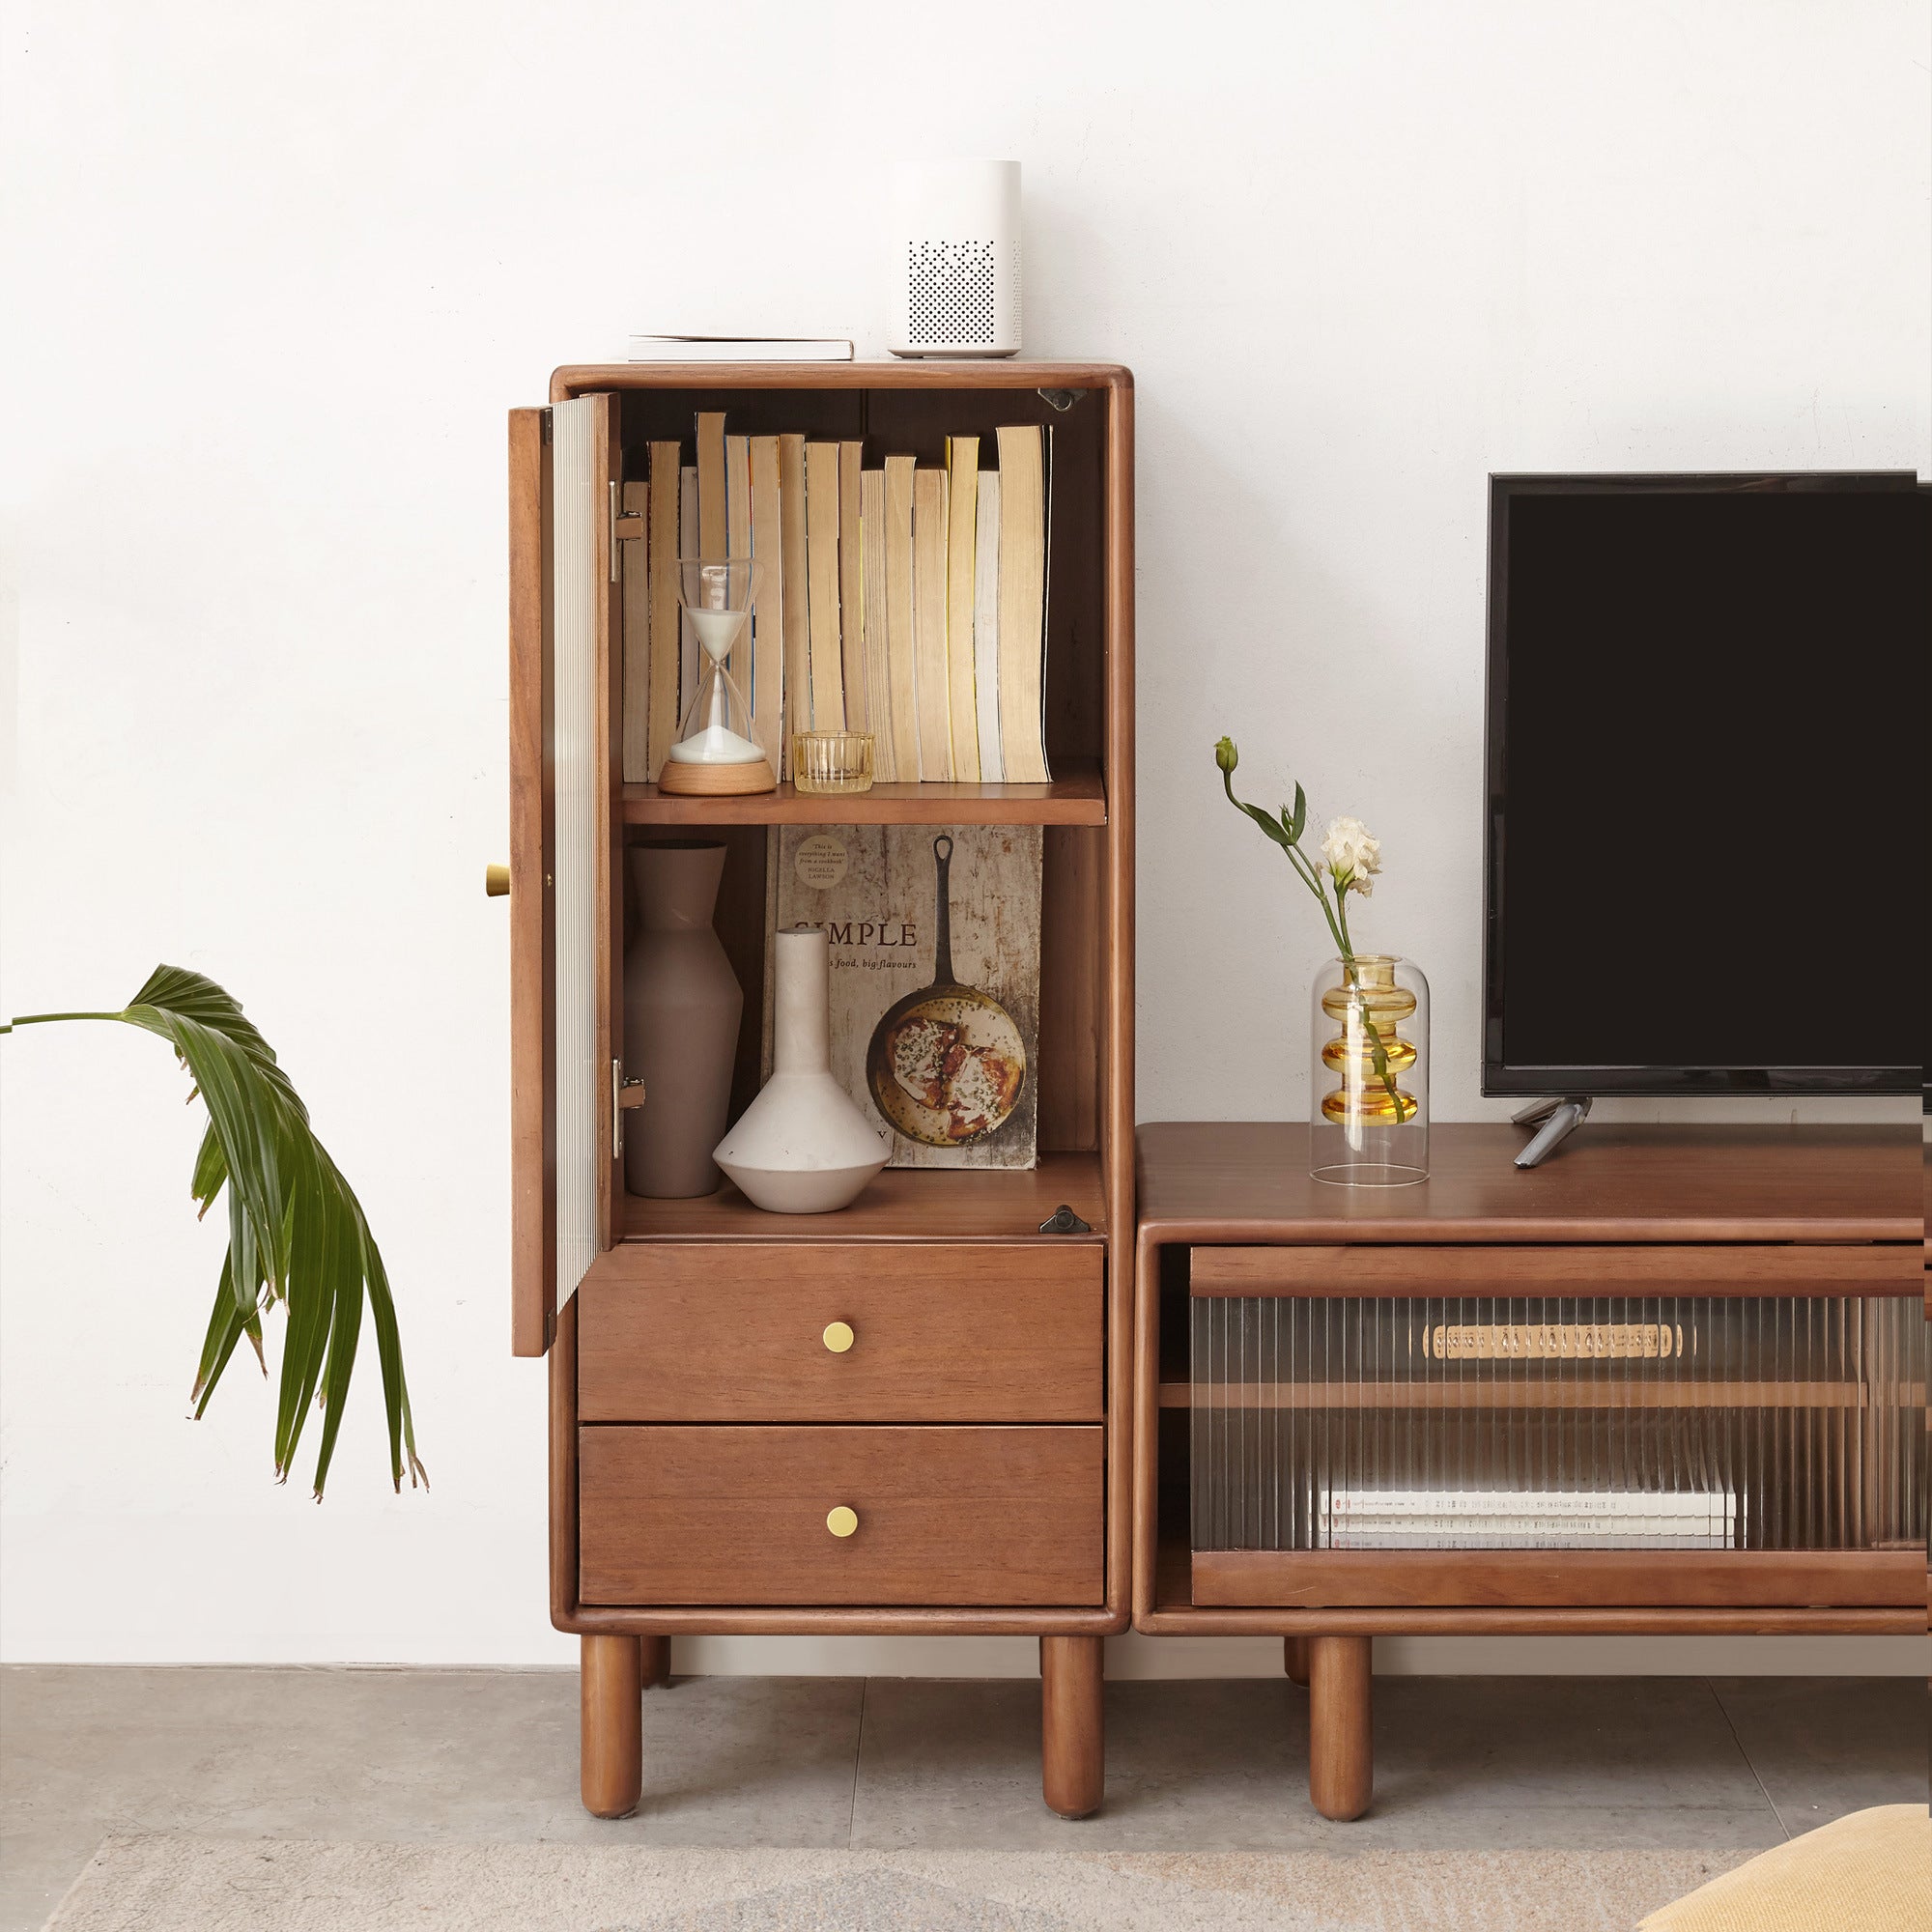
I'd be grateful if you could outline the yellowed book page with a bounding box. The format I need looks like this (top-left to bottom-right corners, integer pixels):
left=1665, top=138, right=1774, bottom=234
left=646, top=442, right=681, bottom=778
left=860, top=469, right=894, bottom=780
left=944, top=436, right=980, bottom=781
left=725, top=434, right=751, bottom=688
left=779, top=434, right=810, bottom=775
left=882, top=455, right=919, bottom=780
left=995, top=425, right=1049, bottom=783
left=696, top=411, right=726, bottom=557
left=748, top=436, right=784, bottom=780
left=805, top=442, right=844, bottom=730
left=620, top=478, right=650, bottom=781
left=679, top=466, right=699, bottom=724
left=838, top=440, right=867, bottom=733
left=911, top=467, right=952, bottom=781
left=973, top=470, right=1004, bottom=782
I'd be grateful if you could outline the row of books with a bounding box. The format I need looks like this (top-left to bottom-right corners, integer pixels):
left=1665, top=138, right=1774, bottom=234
left=620, top=413, right=1052, bottom=785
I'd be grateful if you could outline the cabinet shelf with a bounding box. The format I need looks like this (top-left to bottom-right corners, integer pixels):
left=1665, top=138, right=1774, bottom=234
left=621, top=762, right=1105, bottom=827
left=616, top=1151, right=1107, bottom=1244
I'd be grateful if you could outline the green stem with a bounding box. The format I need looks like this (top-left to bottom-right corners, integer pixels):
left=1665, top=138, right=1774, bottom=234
left=1332, top=886, right=1411, bottom=1125
left=1215, top=758, right=1410, bottom=1127
left=0, top=1010, right=126, bottom=1033
left=1292, top=847, right=1350, bottom=956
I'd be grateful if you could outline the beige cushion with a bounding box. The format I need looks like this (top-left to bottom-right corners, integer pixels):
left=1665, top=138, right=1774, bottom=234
left=1640, top=1805, right=1930, bottom=1932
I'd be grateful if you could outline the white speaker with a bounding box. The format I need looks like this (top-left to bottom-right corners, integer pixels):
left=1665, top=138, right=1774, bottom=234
left=887, top=159, right=1022, bottom=358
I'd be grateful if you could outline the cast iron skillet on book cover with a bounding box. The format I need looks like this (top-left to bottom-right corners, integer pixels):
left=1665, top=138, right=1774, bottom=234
left=866, top=835, right=1026, bottom=1148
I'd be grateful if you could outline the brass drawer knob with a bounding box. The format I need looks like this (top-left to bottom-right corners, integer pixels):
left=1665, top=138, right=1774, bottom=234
left=825, top=1505, right=859, bottom=1538
left=484, top=864, right=510, bottom=897
left=821, top=1321, right=855, bottom=1354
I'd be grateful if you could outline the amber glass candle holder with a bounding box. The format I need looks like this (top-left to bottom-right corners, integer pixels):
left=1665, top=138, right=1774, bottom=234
left=791, top=731, right=875, bottom=795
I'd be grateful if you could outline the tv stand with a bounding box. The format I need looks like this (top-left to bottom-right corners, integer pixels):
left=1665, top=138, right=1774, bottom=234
left=1511, top=1094, right=1592, bottom=1168
left=1133, top=1122, right=1923, bottom=1823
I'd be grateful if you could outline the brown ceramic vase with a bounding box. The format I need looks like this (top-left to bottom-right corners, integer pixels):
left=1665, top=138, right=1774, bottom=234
left=622, top=839, right=743, bottom=1198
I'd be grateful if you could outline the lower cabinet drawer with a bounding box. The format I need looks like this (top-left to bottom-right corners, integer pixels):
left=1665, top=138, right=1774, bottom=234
left=579, top=1425, right=1104, bottom=1606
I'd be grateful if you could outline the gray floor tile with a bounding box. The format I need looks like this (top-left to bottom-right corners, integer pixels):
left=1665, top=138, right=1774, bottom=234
left=849, top=1677, right=1063, bottom=1850
left=611, top=1674, right=867, bottom=1846
left=849, top=1675, right=1788, bottom=1852
left=0, top=1665, right=865, bottom=1928
left=1710, top=1676, right=1929, bottom=1833
left=0, top=1825, right=104, bottom=1932
left=1368, top=1678, right=1775, bottom=1822
left=6, top=1663, right=1918, bottom=1928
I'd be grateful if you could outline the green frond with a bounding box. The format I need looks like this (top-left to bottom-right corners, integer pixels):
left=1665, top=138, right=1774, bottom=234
left=9, top=964, right=418, bottom=1497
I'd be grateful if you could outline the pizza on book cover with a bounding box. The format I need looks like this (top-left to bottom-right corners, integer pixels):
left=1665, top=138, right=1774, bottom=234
left=765, top=824, right=1042, bottom=1169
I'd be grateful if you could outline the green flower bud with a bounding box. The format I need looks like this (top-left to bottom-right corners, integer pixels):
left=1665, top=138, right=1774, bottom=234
left=1214, top=736, right=1238, bottom=774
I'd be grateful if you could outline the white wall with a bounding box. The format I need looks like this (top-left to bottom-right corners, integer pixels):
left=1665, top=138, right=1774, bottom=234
left=2, top=1, right=1925, bottom=1678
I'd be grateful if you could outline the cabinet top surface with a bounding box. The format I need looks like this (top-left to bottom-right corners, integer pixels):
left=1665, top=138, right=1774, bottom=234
left=549, top=360, right=1133, bottom=400
left=1136, top=1122, right=1920, bottom=1245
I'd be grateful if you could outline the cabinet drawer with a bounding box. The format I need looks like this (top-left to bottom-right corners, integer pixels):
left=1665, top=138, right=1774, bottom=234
left=578, top=1243, right=1102, bottom=1422
left=579, top=1424, right=1103, bottom=1605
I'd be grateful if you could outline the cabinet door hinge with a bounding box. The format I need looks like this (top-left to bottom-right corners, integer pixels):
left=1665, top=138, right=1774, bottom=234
left=611, top=1059, right=645, bottom=1157
left=609, top=480, right=645, bottom=579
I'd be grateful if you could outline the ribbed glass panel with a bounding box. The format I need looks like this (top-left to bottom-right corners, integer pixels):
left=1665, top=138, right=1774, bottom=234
left=550, top=398, right=603, bottom=1300
left=1191, top=1296, right=1925, bottom=1552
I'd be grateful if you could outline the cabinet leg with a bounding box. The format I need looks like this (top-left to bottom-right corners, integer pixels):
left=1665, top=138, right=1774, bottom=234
left=640, top=1634, right=670, bottom=1690
left=581, top=1634, right=643, bottom=1819
left=1040, top=1635, right=1104, bottom=1819
left=1308, top=1635, right=1373, bottom=1821
left=1284, top=1635, right=1310, bottom=1688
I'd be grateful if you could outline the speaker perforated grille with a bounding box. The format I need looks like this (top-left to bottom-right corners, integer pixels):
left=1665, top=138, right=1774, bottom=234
left=907, top=240, right=997, bottom=346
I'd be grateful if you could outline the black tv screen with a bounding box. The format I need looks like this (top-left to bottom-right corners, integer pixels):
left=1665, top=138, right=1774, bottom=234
left=1484, top=473, right=1926, bottom=1097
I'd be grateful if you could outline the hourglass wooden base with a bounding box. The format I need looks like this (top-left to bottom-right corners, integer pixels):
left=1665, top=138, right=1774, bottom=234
left=656, top=755, right=777, bottom=797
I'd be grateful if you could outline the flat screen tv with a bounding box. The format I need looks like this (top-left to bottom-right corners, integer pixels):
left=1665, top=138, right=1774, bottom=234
left=1484, top=472, right=1926, bottom=1099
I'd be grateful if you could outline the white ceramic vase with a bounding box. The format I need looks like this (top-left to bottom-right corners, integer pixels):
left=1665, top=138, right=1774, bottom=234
left=714, top=926, right=889, bottom=1213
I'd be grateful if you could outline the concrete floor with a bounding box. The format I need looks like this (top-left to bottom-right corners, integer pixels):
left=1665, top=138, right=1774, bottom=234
left=2, top=1667, right=1923, bottom=1932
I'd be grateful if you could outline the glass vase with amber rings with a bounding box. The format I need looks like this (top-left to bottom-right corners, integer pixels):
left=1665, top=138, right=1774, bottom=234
left=1309, top=953, right=1429, bottom=1185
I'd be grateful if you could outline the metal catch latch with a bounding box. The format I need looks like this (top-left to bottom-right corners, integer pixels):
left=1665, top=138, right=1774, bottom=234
left=1038, top=1203, right=1093, bottom=1235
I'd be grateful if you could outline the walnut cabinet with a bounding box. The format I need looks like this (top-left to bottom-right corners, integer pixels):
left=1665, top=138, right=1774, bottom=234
left=1135, top=1122, right=1925, bottom=1822
left=504, top=363, right=1134, bottom=1819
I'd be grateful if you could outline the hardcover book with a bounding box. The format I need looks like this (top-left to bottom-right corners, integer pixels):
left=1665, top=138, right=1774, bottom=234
left=763, top=823, right=1042, bottom=1168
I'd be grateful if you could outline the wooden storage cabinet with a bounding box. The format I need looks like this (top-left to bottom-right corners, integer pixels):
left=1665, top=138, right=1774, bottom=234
left=506, top=362, right=1133, bottom=1823
left=1134, top=1122, right=1923, bottom=1824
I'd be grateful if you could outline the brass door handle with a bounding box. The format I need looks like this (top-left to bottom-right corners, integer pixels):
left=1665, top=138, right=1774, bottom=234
left=821, top=1321, right=855, bottom=1354
left=484, top=864, right=510, bottom=897
left=825, top=1506, right=859, bottom=1538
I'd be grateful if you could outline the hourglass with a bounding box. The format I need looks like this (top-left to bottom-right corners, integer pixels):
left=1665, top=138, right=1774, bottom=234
left=658, top=557, right=778, bottom=796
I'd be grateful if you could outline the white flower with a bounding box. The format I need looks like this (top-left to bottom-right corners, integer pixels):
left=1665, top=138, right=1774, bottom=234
left=1321, top=816, right=1381, bottom=896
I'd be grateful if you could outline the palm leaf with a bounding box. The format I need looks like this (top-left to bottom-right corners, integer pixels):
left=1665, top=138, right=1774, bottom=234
left=3, top=965, right=422, bottom=1496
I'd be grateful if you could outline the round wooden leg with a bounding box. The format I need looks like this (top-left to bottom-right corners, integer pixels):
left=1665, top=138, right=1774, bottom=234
left=581, top=1634, right=643, bottom=1818
left=1284, top=1635, right=1310, bottom=1688
left=639, top=1635, right=670, bottom=1690
left=1040, top=1635, right=1104, bottom=1819
left=1308, top=1634, right=1373, bottom=1821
